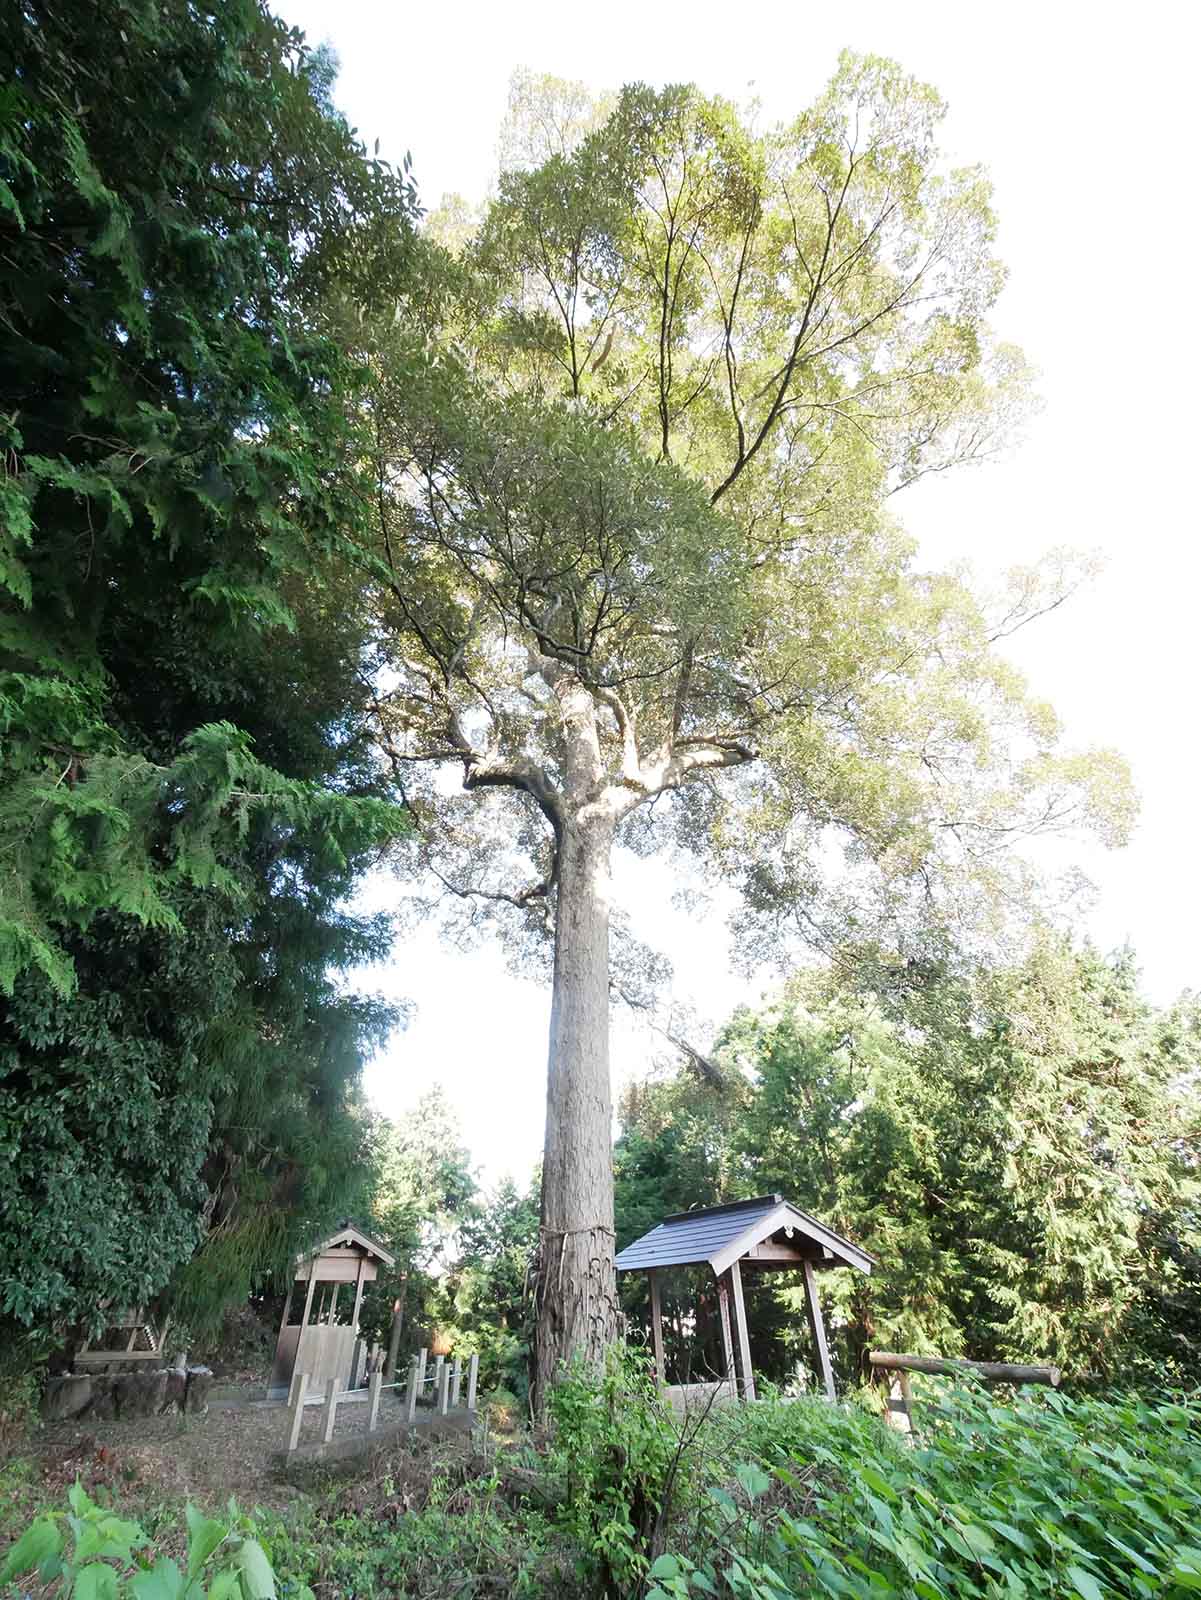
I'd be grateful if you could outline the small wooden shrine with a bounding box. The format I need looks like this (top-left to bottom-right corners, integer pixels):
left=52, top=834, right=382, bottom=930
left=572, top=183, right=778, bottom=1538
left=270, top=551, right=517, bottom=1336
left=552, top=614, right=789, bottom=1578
left=615, top=1194, right=875, bottom=1404
left=269, top=1224, right=394, bottom=1399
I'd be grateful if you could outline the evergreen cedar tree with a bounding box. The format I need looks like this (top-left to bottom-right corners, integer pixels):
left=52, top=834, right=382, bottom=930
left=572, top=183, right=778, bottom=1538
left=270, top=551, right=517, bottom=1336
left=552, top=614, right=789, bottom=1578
left=360, top=66, right=1132, bottom=1406
left=614, top=945, right=1201, bottom=1386
left=0, top=0, right=416, bottom=1337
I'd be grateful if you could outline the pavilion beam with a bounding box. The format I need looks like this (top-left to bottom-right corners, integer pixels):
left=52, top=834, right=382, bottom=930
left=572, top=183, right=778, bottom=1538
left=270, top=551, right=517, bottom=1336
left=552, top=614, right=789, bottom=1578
left=802, top=1259, right=836, bottom=1401
left=350, top=1257, right=366, bottom=1330
left=648, top=1270, right=666, bottom=1384
left=729, top=1259, right=756, bottom=1402
left=299, top=1261, right=318, bottom=1329
left=716, top=1272, right=736, bottom=1393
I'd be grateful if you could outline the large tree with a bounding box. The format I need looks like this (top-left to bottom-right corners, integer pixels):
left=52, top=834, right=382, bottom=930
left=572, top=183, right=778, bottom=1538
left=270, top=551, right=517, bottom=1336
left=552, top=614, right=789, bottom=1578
left=0, top=0, right=415, bottom=1335
left=363, top=62, right=1132, bottom=1405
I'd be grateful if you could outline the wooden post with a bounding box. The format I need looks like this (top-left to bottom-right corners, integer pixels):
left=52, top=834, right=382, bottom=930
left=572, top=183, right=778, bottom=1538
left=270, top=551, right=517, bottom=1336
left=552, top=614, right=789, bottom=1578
left=437, top=1360, right=450, bottom=1416
left=899, top=1372, right=916, bottom=1436
left=326, top=1282, right=340, bottom=1325
left=802, top=1260, right=836, bottom=1402
left=416, top=1347, right=428, bottom=1403
left=368, top=1368, right=383, bottom=1432
left=350, top=1256, right=366, bottom=1336
left=322, top=1375, right=338, bottom=1443
left=433, top=1353, right=444, bottom=1400
left=290, top=1259, right=317, bottom=1382
left=287, top=1373, right=308, bottom=1453
left=405, top=1356, right=419, bottom=1422
left=716, top=1272, right=736, bottom=1392
left=276, top=1278, right=295, bottom=1342
left=272, top=1278, right=296, bottom=1395
left=450, top=1359, right=462, bottom=1408
left=466, top=1353, right=479, bottom=1412
left=648, top=1269, right=666, bottom=1384
left=729, top=1259, right=756, bottom=1402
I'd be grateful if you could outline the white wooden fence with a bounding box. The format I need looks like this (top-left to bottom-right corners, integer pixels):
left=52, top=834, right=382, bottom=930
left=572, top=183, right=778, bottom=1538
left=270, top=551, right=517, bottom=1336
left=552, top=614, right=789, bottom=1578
left=286, top=1347, right=479, bottom=1454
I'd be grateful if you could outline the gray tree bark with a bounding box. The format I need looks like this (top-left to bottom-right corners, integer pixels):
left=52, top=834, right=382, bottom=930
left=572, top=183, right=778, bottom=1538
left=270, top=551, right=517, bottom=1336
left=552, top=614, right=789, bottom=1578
left=532, top=682, right=622, bottom=1412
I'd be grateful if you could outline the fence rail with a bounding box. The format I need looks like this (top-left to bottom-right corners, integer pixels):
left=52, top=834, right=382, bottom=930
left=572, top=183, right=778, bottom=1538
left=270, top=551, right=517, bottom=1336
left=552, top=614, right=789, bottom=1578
left=869, top=1349, right=1061, bottom=1439
left=286, top=1348, right=479, bottom=1454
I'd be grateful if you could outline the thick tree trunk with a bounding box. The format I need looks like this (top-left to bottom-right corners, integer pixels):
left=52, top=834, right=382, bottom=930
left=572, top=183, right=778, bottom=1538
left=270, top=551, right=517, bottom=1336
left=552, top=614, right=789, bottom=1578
left=533, top=806, right=620, bottom=1412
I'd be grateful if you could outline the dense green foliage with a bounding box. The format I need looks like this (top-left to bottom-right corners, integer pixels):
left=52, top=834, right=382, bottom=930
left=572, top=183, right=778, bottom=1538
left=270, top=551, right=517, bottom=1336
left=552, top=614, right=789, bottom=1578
left=434, top=1175, right=540, bottom=1401
left=1, top=1483, right=295, bottom=1600
left=0, top=0, right=416, bottom=1336
left=10, top=1358, right=1197, bottom=1600
left=271, top=1370, right=1201, bottom=1599
left=615, top=945, right=1201, bottom=1387
left=647, top=1381, right=1201, bottom=1600
left=356, top=1088, right=476, bottom=1355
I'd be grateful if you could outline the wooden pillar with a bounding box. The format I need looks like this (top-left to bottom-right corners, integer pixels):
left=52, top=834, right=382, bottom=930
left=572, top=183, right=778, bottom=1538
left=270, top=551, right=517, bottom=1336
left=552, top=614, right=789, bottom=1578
left=350, top=1257, right=366, bottom=1335
left=299, top=1260, right=318, bottom=1328
left=287, top=1373, right=308, bottom=1453
left=291, top=1261, right=319, bottom=1389
left=321, top=1375, right=339, bottom=1443
left=276, top=1279, right=295, bottom=1345
left=416, top=1346, right=428, bottom=1399
left=405, top=1356, right=419, bottom=1422
left=466, top=1353, right=479, bottom=1412
left=450, top=1359, right=462, bottom=1408
left=729, top=1259, right=756, bottom=1402
left=326, top=1282, right=340, bottom=1325
left=802, top=1260, right=836, bottom=1401
left=648, top=1270, right=666, bottom=1384
left=437, top=1360, right=450, bottom=1416
left=716, top=1272, right=735, bottom=1391
left=368, top=1369, right=383, bottom=1432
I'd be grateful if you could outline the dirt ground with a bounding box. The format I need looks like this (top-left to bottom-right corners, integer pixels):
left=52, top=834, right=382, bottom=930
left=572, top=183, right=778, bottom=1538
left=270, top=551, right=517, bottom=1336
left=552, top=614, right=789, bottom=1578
left=28, top=1383, right=427, bottom=1515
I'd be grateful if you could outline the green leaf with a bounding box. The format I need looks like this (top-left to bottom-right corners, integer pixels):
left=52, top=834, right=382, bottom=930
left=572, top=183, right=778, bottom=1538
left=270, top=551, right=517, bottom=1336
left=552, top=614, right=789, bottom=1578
left=649, top=1554, right=681, bottom=1580
left=233, top=1538, right=277, bottom=1599
left=988, top=1521, right=1036, bottom=1556
left=68, top=1480, right=95, bottom=1517
left=131, top=1557, right=186, bottom=1600
left=734, top=1462, right=772, bottom=1501
left=206, top=1573, right=243, bottom=1600
left=186, top=1506, right=229, bottom=1576
left=75, top=1562, right=120, bottom=1600
left=0, top=1515, right=61, bottom=1582
left=1066, top=1564, right=1106, bottom=1600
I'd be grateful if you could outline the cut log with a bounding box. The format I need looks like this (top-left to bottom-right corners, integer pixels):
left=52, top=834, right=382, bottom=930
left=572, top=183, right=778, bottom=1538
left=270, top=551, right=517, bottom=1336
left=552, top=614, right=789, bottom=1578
left=869, top=1352, right=1061, bottom=1386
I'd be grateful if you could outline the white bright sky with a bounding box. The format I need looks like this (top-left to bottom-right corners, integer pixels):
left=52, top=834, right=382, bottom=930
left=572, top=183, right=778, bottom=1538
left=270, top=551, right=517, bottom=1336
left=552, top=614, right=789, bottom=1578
left=281, top=0, right=1200, bottom=1185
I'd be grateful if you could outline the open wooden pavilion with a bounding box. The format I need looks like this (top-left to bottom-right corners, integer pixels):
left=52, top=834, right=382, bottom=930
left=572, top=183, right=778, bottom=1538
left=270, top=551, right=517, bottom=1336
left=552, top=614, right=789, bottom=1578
left=269, top=1224, right=394, bottom=1399
left=616, top=1195, right=875, bottom=1403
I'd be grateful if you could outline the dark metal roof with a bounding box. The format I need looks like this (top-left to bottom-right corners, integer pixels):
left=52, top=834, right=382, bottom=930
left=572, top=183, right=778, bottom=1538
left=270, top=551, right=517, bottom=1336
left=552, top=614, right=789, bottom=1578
left=615, top=1194, right=875, bottom=1276
left=616, top=1196, right=781, bottom=1273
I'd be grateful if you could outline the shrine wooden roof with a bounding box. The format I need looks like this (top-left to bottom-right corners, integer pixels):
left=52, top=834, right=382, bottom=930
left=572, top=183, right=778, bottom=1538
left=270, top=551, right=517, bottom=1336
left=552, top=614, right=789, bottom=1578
left=615, top=1194, right=875, bottom=1277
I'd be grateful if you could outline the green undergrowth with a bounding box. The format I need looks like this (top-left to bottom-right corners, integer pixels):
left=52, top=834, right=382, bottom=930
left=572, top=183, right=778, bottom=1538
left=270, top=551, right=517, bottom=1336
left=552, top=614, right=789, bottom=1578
left=3, top=1357, right=1199, bottom=1599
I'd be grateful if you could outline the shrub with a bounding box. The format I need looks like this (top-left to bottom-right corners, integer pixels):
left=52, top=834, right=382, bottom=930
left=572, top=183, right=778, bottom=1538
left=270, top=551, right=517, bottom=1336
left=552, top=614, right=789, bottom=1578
left=0, top=1482, right=302, bottom=1599
left=651, top=1381, right=1201, bottom=1600
left=547, top=1345, right=697, bottom=1596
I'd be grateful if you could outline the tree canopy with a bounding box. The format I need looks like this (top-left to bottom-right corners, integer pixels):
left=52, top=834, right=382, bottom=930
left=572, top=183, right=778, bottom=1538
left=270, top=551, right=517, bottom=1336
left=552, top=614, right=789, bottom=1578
left=615, top=944, right=1201, bottom=1385
left=0, top=0, right=416, bottom=1335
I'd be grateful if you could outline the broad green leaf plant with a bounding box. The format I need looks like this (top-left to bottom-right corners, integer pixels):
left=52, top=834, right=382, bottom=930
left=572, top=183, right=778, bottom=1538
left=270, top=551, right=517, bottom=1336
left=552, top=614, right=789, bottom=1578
left=0, top=1483, right=308, bottom=1600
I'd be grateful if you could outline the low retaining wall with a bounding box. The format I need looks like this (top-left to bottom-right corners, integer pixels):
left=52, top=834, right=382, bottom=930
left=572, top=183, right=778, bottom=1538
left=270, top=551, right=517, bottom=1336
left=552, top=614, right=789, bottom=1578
left=42, top=1365, right=213, bottom=1422
left=283, top=1406, right=475, bottom=1465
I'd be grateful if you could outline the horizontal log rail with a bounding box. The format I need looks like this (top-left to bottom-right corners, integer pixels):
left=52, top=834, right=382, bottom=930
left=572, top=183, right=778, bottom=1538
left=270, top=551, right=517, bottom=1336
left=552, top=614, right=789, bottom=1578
left=870, top=1351, right=1062, bottom=1387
